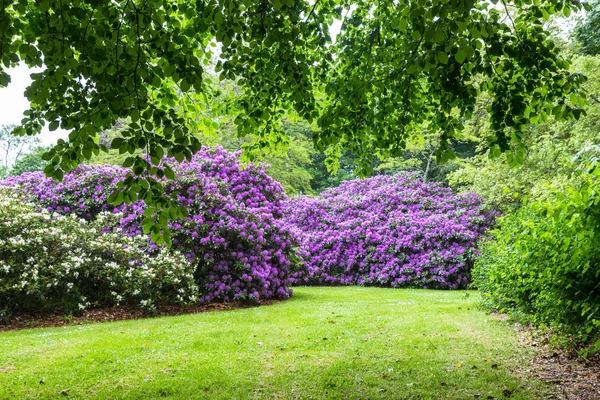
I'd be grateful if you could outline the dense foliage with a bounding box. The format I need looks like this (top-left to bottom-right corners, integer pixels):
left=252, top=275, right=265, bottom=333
left=0, top=1, right=587, bottom=241
left=454, top=53, right=600, bottom=353
left=449, top=55, right=600, bottom=212
left=0, top=188, right=198, bottom=319
left=474, top=165, right=600, bottom=354
left=2, top=147, right=300, bottom=304
left=285, top=174, right=495, bottom=289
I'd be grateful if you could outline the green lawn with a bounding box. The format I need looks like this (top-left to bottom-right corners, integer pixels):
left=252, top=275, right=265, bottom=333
left=0, top=287, right=548, bottom=399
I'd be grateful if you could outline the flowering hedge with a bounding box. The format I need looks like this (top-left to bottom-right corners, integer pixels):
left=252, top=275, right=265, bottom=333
left=2, top=147, right=300, bottom=304
left=0, top=188, right=198, bottom=319
left=284, top=174, right=496, bottom=289
left=1, top=148, right=495, bottom=319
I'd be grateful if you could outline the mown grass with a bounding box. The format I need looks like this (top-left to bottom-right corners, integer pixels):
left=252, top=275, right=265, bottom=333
left=0, top=287, right=548, bottom=399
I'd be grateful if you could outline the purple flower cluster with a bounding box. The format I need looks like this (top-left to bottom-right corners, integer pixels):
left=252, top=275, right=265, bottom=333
left=284, top=174, right=496, bottom=289
left=2, top=148, right=497, bottom=300
left=2, top=147, right=300, bottom=302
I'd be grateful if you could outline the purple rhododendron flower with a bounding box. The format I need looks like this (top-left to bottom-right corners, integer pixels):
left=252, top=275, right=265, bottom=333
left=283, top=173, right=496, bottom=289
left=1, top=147, right=496, bottom=300
left=1, top=147, right=300, bottom=302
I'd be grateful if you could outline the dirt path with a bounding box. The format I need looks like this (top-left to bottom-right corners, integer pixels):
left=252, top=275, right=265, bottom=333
left=518, top=328, right=600, bottom=399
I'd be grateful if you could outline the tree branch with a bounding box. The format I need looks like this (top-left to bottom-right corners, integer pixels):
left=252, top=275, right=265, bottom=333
left=304, top=0, right=321, bottom=24
left=500, top=0, right=518, bottom=37
left=115, top=2, right=130, bottom=79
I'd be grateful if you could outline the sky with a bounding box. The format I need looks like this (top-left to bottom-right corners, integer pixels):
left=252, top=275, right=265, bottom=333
left=0, top=65, right=69, bottom=147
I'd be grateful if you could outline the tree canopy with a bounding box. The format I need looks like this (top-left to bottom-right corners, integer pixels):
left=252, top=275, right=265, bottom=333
left=0, top=0, right=589, bottom=241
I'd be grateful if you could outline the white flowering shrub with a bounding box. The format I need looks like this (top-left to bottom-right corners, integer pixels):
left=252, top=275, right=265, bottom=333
left=0, top=188, right=198, bottom=319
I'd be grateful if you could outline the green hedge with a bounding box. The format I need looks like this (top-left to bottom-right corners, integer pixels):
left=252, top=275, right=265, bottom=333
left=474, top=169, right=600, bottom=355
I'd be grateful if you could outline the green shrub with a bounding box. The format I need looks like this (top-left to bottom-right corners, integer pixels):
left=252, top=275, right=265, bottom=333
left=0, top=188, right=199, bottom=317
left=474, top=168, right=600, bottom=354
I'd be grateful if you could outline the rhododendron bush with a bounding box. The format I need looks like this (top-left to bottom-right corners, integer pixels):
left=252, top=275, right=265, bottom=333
left=284, top=174, right=496, bottom=289
left=1, top=147, right=299, bottom=306
left=0, top=188, right=198, bottom=319
left=1, top=147, right=496, bottom=317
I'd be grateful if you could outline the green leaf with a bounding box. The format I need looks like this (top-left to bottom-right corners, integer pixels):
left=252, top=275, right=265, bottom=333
left=437, top=51, right=449, bottom=65
left=179, top=206, right=189, bottom=219
left=142, top=218, right=153, bottom=234
left=398, top=18, right=408, bottom=31
left=0, top=71, right=10, bottom=87
left=180, top=80, right=191, bottom=92
left=433, top=30, right=445, bottom=43
left=155, top=146, right=164, bottom=159
left=164, top=166, right=175, bottom=180
left=111, top=138, right=124, bottom=149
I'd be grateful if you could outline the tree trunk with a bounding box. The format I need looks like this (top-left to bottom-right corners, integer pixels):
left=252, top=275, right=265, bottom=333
left=423, top=147, right=435, bottom=182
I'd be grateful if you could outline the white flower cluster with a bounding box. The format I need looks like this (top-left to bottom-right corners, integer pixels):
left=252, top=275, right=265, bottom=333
left=0, top=188, right=199, bottom=315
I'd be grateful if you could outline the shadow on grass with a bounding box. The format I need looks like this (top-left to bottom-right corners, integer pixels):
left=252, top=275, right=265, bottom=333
left=288, top=289, right=314, bottom=302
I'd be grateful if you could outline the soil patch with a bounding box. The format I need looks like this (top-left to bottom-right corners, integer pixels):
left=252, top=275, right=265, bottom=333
left=0, top=300, right=278, bottom=332
left=518, top=329, right=600, bottom=400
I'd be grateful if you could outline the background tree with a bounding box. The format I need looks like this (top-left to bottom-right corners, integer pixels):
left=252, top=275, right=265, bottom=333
left=0, top=124, right=39, bottom=171
left=9, top=146, right=49, bottom=176
left=308, top=149, right=358, bottom=193
left=449, top=55, right=600, bottom=212
left=208, top=119, right=317, bottom=195
left=374, top=126, right=478, bottom=184
left=575, top=0, right=600, bottom=55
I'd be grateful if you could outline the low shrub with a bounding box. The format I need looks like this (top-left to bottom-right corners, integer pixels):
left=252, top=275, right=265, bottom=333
left=2, top=147, right=300, bottom=303
left=284, top=174, right=495, bottom=289
left=0, top=188, right=198, bottom=317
